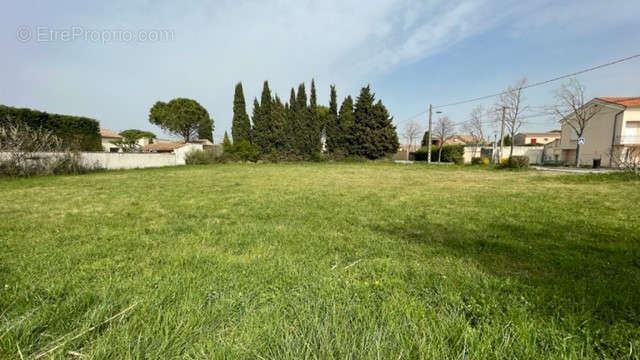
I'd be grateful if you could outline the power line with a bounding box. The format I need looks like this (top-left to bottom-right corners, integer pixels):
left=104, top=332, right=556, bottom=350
left=434, top=53, right=640, bottom=109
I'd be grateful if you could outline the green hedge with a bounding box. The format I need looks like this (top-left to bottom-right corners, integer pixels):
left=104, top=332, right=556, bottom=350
left=413, top=145, right=465, bottom=164
left=0, top=105, right=101, bottom=151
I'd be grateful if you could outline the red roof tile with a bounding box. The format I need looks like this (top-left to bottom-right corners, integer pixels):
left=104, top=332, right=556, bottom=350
left=596, top=97, right=640, bottom=107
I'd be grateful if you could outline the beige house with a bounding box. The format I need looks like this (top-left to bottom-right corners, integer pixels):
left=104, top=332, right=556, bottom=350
left=514, top=131, right=561, bottom=145
left=100, top=128, right=122, bottom=152
left=433, top=134, right=481, bottom=146
left=545, top=97, right=640, bottom=167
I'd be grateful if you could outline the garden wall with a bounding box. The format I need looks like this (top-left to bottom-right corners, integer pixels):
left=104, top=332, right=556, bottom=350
left=463, top=146, right=544, bottom=164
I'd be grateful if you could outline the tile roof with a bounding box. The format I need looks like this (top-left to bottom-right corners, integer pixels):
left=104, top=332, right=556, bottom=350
left=519, top=132, right=562, bottom=136
left=100, top=128, right=121, bottom=138
left=141, top=142, right=186, bottom=151
left=596, top=97, right=640, bottom=107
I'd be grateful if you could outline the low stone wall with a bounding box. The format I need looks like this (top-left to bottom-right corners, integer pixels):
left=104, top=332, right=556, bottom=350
left=81, top=152, right=178, bottom=169
left=463, top=146, right=544, bottom=164
left=0, top=151, right=180, bottom=170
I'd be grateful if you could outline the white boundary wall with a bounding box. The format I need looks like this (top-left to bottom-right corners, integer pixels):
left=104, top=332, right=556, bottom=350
left=0, top=143, right=204, bottom=170
left=81, top=152, right=178, bottom=169
left=463, top=146, right=544, bottom=164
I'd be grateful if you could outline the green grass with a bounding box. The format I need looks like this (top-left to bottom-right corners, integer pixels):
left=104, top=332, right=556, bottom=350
left=1, top=163, right=639, bottom=359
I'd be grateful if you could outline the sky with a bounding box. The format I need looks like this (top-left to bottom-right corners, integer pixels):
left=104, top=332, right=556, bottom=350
left=2, top=0, right=640, bottom=142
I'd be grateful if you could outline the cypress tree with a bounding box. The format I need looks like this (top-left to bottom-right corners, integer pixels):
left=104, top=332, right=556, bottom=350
left=284, top=88, right=298, bottom=154
left=296, top=83, right=310, bottom=155
left=352, top=85, right=377, bottom=158
left=253, top=81, right=273, bottom=154
left=251, top=97, right=261, bottom=148
left=232, top=82, right=251, bottom=144
left=271, top=95, right=287, bottom=153
left=325, top=85, right=339, bottom=153
left=308, top=79, right=321, bottom=154
left=222, top=131, right=232, bottom=152
left=338, top=95, right=355, bottom=155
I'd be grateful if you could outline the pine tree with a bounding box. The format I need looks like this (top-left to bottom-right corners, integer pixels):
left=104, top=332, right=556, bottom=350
left=232, top=82, right=251, bottom=144
left=325, top=85, right=339, bottom=153
left=373, top=100, right=399, bottom=157
left=352, top=85, right=378, bottom=158
left=338, top=96, right=355, bottom=155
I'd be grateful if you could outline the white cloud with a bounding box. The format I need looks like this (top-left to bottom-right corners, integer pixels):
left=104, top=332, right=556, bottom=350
left=1, top=0, right=639, bottom=140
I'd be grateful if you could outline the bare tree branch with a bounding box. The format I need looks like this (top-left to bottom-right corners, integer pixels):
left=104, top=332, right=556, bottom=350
left=433, top=116, right=455, bottom=162
left=553, top=78, right=602, bottom=167
left=494, top=77, right=528, bottom=158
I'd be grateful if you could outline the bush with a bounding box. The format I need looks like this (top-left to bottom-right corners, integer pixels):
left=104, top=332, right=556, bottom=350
left=185, top=149, right=218, bottom=165
left=413, top=145, right=465, bottom=164
left=0, top=121, right=99, bottom=176
left=498, top=156, right=529, bottom=169
left=472, top=157, right=490, bottom=165
left=225, top=140, right=260, bottom=162
left=0, top=105, right=101, bottom=151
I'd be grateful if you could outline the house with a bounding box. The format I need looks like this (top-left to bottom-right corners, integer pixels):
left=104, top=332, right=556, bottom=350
left=545, top=97, right=640, bottom=167
left=141, top=141, right=208, bottom=160
left=514, top=131, right=561, bottom=145
left=433, top=134, right=480, bottom=146
left=100, top=128, right=122, bottom=152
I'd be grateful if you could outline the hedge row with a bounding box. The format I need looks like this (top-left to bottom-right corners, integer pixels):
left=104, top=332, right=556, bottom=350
left=0, top=105, right=101, bottom=151
left=412, top=145, right=465, bottom=164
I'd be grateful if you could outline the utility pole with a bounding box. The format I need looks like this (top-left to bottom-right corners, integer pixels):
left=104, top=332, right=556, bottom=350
left=427, top=104, right=433, bottom=163
left=498, top=106, right=506, bottom=163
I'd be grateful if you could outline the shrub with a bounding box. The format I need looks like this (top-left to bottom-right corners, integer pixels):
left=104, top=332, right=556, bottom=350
left=498, top=156, right=529, bottom=169
left=185, top=149, right=218, bottom=165
left=225, top=140, right=260, bottom=162
left=413, top=145, right=465, bottom=163
left=0, top=105, right=101, bottom=151
left=0, top=121, right=99, bottom=177
left=471, top=156, right=490, bottom=165
left=508, top=156, right=530, bottom=168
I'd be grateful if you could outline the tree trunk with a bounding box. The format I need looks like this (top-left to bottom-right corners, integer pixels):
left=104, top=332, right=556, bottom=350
left=575, top=143, right=581, bottom=168
left=438, top=146, right=443, bottom=163
left=509, top=142, right=514, bottom=158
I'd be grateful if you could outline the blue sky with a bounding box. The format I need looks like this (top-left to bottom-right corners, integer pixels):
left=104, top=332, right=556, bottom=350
left=2, top=0, right=639, bottom=142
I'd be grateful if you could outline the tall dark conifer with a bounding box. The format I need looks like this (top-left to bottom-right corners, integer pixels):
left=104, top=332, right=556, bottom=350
left=325, top=85, right=339, bottom=153
left=253, top=81, right=273, bottom=154
left=271, top=95, right=287, bottom=153
left=284, top=88, right=298, bottom=154
left=232, top=82, right=251, bottom=144
left=373, top=100, right=399, bottom=157
left=295, top=83, right=309, bottom=155
left=308, top=79, right=321, bottom=154
left=353, top=85, right=377, bottom=158
left=338, top=95, right=355, bottom=155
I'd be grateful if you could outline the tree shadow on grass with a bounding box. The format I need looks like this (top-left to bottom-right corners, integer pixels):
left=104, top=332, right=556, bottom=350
left=369, top=213, right=640, bottom=328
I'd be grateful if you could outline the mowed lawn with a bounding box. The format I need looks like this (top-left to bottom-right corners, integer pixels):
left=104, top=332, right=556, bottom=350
left=1, top=163, right=639, bottom=359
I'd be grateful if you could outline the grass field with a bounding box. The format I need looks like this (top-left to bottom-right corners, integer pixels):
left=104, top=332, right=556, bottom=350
left=1, top=163, right=639, bottom=359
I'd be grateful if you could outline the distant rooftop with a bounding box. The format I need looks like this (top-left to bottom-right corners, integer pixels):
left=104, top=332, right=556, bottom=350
left=100, top=128, right=121, bottom=138
left=596, top=97, right=640, bottom=107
